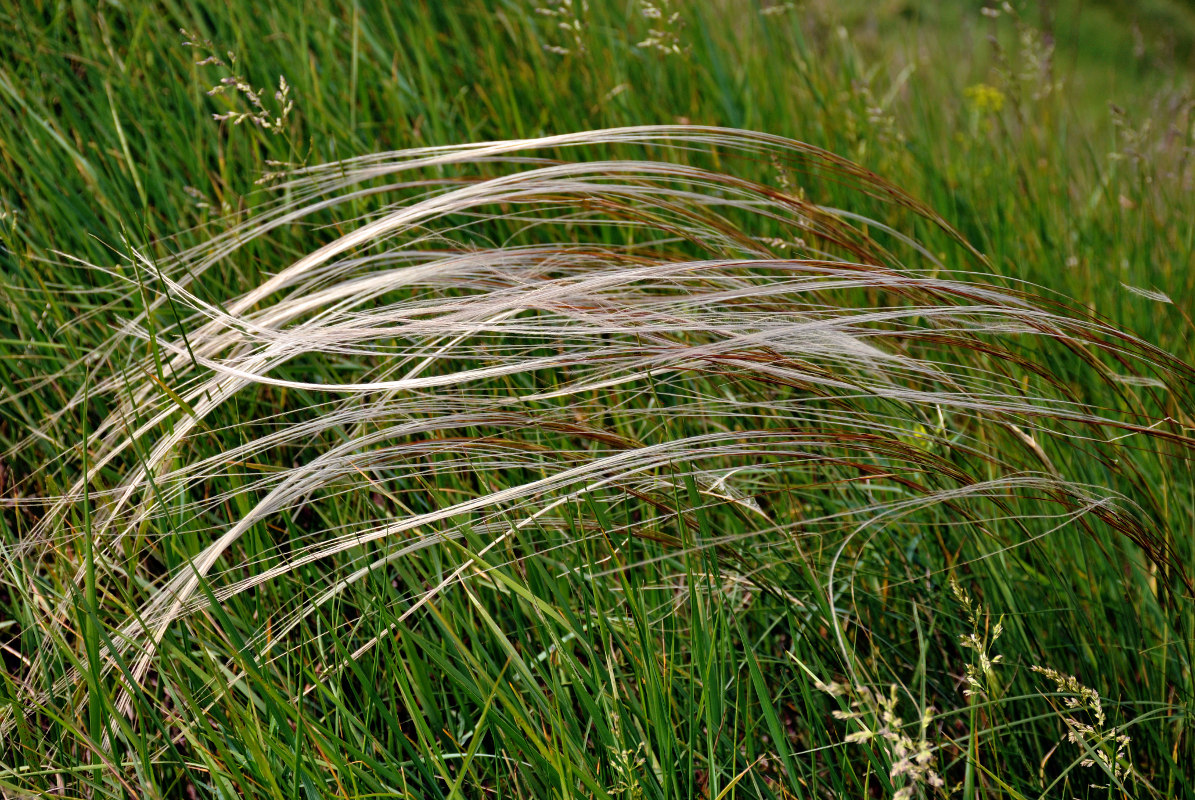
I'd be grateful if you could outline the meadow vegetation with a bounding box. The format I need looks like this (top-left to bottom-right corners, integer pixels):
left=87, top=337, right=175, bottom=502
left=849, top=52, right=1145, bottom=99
left=1, top=1, right=1195, bottom=798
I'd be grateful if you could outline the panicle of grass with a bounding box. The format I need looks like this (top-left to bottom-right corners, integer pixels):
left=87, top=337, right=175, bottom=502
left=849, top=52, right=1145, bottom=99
left=1030, top=665, right=1135, bottom=788
left=636, top=0, right=686, bottom=56
left=534, top=0, right=589, bottom=55
left=181, top=28, right=295, bottom=135
left=949, top=574, right=1005, bottom=700
left=820, top=679, right=944, bottom=800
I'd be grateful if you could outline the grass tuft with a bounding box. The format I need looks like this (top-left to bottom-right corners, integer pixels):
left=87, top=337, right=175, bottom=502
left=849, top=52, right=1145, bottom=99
left=2, top=2, right=1195, bottom=798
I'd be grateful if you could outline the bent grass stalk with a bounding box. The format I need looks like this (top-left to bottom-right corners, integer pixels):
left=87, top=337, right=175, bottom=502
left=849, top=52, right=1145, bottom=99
left=3, top=126, right=1192, bottom=795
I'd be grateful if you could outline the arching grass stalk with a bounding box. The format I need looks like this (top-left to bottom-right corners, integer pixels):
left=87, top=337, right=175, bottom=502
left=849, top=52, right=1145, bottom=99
left=3, top=126, right=1192, bottom=797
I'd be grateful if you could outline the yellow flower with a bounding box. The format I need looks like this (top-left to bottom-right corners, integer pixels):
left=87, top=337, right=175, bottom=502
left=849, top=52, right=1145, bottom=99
left=964, top=83, right=1006, bottom=114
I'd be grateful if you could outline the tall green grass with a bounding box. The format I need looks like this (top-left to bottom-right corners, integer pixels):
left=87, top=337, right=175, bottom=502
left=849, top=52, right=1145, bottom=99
left=1, top=2, right=1194, bottom=798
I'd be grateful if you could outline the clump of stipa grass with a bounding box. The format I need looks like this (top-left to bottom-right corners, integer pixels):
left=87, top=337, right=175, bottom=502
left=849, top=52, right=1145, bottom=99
left=3, top=126, right=1193, bottom=796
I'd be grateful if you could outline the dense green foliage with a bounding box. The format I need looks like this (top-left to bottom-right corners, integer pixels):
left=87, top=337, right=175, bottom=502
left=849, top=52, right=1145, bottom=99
left=1, top=2, right=1194, bottom=799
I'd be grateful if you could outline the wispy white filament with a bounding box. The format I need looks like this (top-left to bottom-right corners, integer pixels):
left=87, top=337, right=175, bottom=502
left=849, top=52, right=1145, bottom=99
left=4, top=126, right=1188, bottom=743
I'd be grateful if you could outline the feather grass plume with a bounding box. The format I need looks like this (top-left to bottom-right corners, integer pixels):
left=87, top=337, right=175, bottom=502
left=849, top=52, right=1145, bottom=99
left=4, top=126, right=1192, bottom=751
